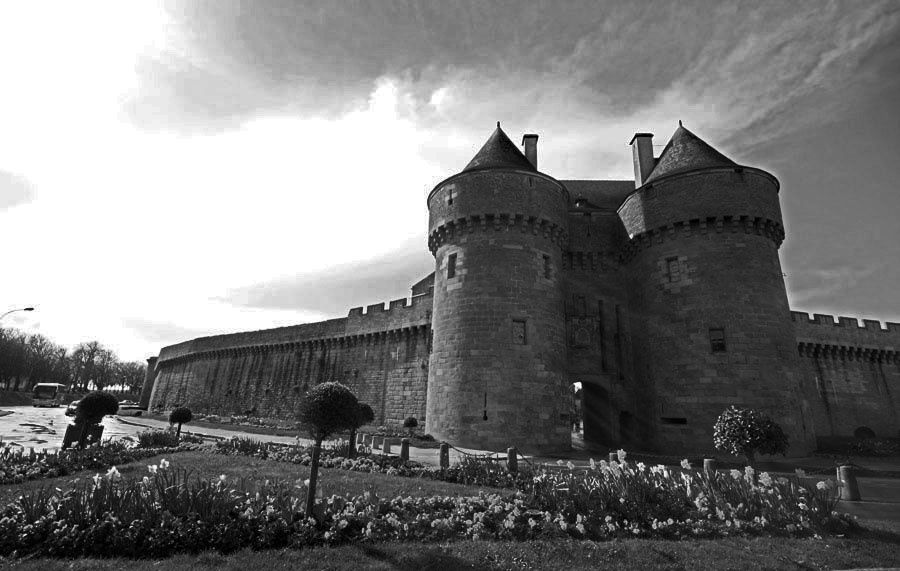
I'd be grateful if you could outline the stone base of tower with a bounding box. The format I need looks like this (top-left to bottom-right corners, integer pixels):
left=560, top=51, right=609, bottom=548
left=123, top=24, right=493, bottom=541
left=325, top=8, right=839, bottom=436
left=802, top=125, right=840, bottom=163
left=425, top=423, right=573, bottom=455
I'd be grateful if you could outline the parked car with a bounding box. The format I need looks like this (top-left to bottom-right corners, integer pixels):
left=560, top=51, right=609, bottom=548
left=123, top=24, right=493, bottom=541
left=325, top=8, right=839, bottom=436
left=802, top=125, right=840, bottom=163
left=117, top=400, right=143, bottom=417
left=64, top=400, right=79, bottom=416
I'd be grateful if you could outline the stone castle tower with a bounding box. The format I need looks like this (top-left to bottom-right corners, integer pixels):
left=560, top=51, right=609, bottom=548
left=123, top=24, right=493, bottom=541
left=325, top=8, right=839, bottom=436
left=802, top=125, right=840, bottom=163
left=425, top=124, right=572, bottom=451
left=620, top=127, right=814, bottom=453
left=144, top=122, right=899, bottom=456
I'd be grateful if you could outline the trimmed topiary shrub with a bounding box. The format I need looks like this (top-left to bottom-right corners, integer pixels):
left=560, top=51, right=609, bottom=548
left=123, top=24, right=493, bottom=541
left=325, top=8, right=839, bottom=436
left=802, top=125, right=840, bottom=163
left=298, top=382, right=360, bottom=516
left=169, top=407, right=193, bottom=443
left=62, top=391, right=119, bottom=449
left=75, top=391, right=119, bottom=424
left=713, top=405, right=788, bottom=465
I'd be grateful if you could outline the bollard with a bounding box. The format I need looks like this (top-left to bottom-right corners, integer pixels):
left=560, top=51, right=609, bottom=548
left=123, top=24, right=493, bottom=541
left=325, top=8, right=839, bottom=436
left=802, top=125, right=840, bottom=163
left=507, top=447, right=518, bottom=474
left=439, top=442, right=450, bottom=469
left=703, top=458, right=717, bottom=475
left=608, top=452, right=617, bottom=463
left=383, top=438, right=393, bottom=455
left=400, top=438, right=410, bottom=462
left=838, top=465, right=861, bottom=501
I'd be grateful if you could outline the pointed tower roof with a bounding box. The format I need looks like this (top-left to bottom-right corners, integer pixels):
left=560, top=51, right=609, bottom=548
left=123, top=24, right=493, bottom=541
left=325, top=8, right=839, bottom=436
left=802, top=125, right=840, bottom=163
left=644, top=124, right=736, bottom=184
left=463, top=122, right=537, bottom=173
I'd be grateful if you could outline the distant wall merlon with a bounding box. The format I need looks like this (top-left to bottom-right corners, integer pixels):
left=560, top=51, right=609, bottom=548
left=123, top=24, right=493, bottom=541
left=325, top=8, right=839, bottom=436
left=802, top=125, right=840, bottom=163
left=366, top=303, right=386, bottom=313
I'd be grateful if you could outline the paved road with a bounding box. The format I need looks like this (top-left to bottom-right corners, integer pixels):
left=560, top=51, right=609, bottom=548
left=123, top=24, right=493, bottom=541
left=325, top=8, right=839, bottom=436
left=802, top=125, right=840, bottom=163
left=0, top=405, right=152, bottom=450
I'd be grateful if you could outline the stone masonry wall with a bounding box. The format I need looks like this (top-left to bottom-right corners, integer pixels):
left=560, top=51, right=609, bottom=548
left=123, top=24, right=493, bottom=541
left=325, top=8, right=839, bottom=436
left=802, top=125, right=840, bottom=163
left=149, top=292, right=433, bottom=426
left=792, top=312, right=900, bottom=440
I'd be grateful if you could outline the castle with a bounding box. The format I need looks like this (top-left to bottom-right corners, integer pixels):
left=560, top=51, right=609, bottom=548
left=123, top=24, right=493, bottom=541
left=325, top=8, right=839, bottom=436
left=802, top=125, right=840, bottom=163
left=143, top=123, right=900, bottom=454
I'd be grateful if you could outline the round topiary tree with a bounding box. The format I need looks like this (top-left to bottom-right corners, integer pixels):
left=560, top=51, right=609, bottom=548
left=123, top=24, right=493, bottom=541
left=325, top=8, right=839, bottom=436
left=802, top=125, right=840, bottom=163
left=169, top=407, right=193, bottom=443
left=298, top=382, right=359, bottom=516
left=348, top=402, right=375, bottom=459
left=65, top=391, right=119, bottom=448
left=713, top=405, right=789, bottom=466
left=403, top=416, right=418, bottom=436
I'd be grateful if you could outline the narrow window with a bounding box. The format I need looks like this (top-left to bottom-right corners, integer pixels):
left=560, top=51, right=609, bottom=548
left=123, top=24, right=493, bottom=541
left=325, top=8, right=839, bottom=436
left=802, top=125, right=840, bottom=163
left=447, top=253, right=457, bottom=279
left=709, top=328, right=726, bottom=353
left=666, top=256, right=681, bottom=282
left=543, top=254, right=551, bottom=279
left=512, top=320, right=527, bottom=345
left=447, top=188, right=457, bottom=206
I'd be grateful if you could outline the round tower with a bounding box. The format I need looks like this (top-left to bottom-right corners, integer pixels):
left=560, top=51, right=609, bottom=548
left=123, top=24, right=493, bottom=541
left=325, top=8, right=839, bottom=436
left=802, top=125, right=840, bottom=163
left=619, top=125, right=814, bottom=455
left=425, top=124, right=571, bottom=453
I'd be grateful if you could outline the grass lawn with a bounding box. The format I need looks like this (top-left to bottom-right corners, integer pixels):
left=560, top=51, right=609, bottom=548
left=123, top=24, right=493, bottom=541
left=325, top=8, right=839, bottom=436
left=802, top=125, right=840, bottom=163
left=2, top=448, right=899, bottom=569
left=0, top=449, right=497, bottom=505
left=3, top=531, right=900, bottom=570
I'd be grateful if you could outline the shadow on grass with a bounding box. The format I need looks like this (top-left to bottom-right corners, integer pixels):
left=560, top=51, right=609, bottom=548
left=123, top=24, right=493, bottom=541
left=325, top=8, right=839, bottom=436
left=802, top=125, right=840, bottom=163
left=355, top=544, right=490, bottom=570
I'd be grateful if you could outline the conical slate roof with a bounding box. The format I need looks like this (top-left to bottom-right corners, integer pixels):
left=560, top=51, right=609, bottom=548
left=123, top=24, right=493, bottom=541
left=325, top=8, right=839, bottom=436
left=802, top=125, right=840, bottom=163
left=463, top=123, right=536, bottom=173
left=644, top=124, right=736, bottom=184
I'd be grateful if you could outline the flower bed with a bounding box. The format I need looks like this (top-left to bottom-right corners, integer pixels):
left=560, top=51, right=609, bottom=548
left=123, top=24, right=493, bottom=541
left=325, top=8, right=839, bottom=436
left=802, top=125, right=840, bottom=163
left=0, top=440, right=201, bottom=486
left=0, top=455, right=855, bottom=559
left=214, top=437, right=523, bottom=488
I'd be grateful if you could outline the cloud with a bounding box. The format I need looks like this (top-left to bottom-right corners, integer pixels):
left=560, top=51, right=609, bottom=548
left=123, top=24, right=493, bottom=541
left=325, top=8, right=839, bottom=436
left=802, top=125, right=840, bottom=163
left=788, top=263, right=883, bottom=307
left=0, top=171, right=35, bottom=210
left=221, top=238, right=434, bottom=315
left=121, top=317, right=219, bottom=346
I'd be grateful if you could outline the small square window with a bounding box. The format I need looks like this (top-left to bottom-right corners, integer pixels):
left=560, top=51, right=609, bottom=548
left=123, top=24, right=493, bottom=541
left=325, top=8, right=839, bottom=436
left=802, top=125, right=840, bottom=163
left=447, top=253, right=457, bottom=279
left=447, top=188, right=457, bottom=206
left=543, top=254, right=551, bottom=279
left=709, top=328, right=726, bottom=353
left=666, top=257, right=681, bottom=282
left=512, top=320, right=527, bottom=345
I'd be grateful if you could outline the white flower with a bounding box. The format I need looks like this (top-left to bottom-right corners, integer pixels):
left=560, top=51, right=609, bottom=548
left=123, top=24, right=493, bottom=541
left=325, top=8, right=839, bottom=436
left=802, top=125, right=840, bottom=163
left=589, top=458, right=596, bottom=470
left=148, top=465, right=158, bottom=474
left=816, top=481, right=828, bottom=491
left=616, top=449, right=627, bottom=463
left=91, top=473, right=102, bottom=486
left=556, top=459, right=564, bottom=466
left=636, top=462, right=646, bottom=472
left=159, top=459, right=170, bottom=470
left=795, top=468, right=806, bottom=478
left=141, top=476, right=150, bottom=486
left=219, top=474, right=227, bottom=483
left=106, top=466, right=121, bottom=480
left=566, top=461, right=575, bottom=470
left=680, top=459, right=691, bottom=470
left=758, top=472, right=773, bottom=487
left=730, top=469, right=741, bottom=480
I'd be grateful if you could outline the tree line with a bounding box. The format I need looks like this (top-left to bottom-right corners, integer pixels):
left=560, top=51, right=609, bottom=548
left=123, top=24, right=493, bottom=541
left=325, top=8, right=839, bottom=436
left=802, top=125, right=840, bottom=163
left=0, top=327, right=146, bottom=394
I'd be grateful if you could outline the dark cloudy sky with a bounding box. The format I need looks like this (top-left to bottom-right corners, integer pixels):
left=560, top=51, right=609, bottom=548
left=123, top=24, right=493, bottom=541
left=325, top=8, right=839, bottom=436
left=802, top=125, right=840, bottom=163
left=0, top=1, right=898, bottom=360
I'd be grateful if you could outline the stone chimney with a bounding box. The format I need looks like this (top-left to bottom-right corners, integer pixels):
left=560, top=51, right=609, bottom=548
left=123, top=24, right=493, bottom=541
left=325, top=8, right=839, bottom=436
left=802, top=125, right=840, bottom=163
left=522, top=134, right=538, bottom=169
left=629, top=133, right=655, bottom=187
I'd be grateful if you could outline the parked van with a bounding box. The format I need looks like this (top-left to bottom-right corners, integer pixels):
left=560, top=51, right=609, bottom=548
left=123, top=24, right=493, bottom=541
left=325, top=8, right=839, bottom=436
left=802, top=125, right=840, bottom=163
left=32, top=383, right=67, bottom=407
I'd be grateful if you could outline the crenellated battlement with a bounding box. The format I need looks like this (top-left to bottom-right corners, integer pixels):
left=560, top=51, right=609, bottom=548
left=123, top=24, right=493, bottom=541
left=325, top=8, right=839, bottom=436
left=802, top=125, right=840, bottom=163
left=792, top=310, right=900, bottom=357
left=156, top=291, right=434, bottom=367
left=428, top=213, right=568, bottom=254
left=791, top=311, right=900, bottom=333
left=345, top=291, right=433, bottom=335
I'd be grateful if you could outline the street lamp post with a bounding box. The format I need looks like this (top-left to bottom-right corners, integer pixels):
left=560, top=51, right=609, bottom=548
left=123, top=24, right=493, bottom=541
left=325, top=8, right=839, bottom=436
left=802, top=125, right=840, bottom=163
left=0, top=307, right=35, bottom=321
